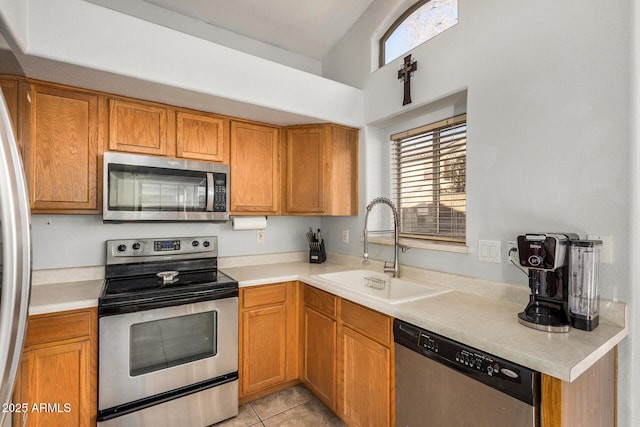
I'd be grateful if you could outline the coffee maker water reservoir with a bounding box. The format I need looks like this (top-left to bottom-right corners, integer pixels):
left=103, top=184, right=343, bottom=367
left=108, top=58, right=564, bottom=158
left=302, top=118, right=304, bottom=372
left=569, top=240, right=602, bottom=331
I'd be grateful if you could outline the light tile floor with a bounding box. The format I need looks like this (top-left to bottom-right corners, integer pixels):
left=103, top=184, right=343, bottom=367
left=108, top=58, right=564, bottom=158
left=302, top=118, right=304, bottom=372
left=212, top=385, right=346, bottom=427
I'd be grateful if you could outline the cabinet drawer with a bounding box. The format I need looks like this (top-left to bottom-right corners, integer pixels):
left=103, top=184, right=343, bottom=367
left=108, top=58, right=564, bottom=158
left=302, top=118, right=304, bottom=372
left=304, top=285, right=336, bottom=318
left=243, top=284, right=287, bottom=309
left=340, top=300, right=392, bottom=346
left=25, top=310, right=92, bottom=348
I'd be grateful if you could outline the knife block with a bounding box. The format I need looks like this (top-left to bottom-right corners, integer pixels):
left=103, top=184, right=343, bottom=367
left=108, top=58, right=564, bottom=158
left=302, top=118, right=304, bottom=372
left=309, top=240, right=326, bottom=264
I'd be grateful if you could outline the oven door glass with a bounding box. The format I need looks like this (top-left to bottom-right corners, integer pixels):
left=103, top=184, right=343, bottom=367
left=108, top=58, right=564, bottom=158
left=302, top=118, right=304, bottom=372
left=108, top=164, right=208, bottom=212
left=130, top=311, right=217, bottom=376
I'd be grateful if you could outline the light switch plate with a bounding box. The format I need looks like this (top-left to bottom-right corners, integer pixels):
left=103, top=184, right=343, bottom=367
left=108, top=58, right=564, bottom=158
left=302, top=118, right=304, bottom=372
left=478, top=240, right=501, bottom=263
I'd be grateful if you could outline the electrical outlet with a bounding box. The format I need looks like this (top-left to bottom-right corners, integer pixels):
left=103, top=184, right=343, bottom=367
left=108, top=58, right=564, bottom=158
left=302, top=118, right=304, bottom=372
left=587, top=234, right=612, bottom=264
left=256, top=229, right=265, bottom=243
left=342, top=229, right=349, bottom=243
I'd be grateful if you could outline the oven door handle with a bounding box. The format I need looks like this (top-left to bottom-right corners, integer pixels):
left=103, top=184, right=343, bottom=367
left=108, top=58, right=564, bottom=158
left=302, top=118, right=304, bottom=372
left=206, top=173, right=214, bottom=212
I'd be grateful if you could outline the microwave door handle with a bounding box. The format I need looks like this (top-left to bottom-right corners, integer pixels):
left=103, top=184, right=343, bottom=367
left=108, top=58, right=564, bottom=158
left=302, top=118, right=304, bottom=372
left=206, top=173, right=214, bottom=212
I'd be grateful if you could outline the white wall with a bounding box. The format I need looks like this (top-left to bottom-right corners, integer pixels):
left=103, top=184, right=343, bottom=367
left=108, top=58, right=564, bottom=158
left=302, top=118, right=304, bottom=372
left=31, top=215, right=320, bottom=270
left=84, top=0, right=323, bottom=75
left=322, top=0, right=635, bottom=424
left=0, top=0, right=363, bottom=127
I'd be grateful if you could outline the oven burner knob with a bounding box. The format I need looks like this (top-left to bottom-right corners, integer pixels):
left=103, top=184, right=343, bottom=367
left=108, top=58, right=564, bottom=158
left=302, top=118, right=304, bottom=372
left=192, top=240, right=200, bottom=247
left=117, top=244, right=127, bottom=253
left=132, top=243, right=141, bottom=251
left=203, top=241, right=210, bottom=248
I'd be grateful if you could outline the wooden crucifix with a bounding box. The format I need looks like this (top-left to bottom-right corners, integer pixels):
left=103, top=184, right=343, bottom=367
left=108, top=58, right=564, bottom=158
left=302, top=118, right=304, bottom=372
left=398, top=54, right=418, bottom=106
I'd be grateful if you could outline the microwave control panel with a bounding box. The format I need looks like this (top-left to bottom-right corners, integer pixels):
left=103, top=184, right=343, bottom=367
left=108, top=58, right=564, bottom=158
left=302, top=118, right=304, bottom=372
left=213, top=173, right=227, bottom=212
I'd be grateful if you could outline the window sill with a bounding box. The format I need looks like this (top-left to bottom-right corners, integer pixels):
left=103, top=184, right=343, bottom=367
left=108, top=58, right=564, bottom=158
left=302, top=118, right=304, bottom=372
left=363, top=234, right=471, bottom=254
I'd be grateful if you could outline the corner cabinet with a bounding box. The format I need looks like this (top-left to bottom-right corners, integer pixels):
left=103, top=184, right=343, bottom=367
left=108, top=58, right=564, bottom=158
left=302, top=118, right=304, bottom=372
left=230, top=121, right=280, bottom=215
left=301, top=285, right=394, bottom=426
left=239, top=282, right=299, bottom=401
left=302, top=286, right=338, bottom=410
left=13, top=308, right=97, bottom=427
left=285, top=124, right=358, bottom=216
left=25, top=83, right=102, bottom=213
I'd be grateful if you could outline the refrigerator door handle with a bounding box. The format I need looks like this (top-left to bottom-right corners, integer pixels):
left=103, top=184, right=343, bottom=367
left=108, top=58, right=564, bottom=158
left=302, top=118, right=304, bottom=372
left=0, top=90, right=32, bottom=427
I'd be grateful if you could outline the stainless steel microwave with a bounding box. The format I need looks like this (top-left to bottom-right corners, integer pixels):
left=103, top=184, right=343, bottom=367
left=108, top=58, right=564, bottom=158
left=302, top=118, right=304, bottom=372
left=103, top=152, right=229, bottom=221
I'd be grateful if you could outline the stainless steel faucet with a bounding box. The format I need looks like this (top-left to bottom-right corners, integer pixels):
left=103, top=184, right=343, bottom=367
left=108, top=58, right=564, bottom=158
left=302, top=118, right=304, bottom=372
left=363, top=197, right=408, bottom=277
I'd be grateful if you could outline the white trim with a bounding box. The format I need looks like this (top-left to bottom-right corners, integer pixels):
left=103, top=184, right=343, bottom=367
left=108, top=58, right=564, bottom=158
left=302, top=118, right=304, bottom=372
left=363, top=233, right=470, bottom=254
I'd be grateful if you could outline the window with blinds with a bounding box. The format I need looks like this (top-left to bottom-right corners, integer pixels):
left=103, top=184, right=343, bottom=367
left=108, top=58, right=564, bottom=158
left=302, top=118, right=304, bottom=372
left=391, top=114, right=466, bottom=243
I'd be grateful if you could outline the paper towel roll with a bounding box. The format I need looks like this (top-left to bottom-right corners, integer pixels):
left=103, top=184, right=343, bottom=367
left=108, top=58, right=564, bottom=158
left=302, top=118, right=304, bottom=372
left=232, top=216, right=267, bottom=230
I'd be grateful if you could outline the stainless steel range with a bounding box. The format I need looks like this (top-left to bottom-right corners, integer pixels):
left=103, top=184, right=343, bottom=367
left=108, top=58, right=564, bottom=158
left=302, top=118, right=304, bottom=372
left=97, top=236, right=238, bottom=427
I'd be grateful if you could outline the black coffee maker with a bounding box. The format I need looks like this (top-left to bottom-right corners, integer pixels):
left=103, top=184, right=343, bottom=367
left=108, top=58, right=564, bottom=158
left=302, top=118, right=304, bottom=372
left=516, top=233, right=578, bottom=333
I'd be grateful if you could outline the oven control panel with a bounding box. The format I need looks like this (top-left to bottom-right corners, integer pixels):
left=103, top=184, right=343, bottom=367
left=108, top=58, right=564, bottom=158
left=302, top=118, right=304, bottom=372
left=107, top=236, right=217, bottom=264
left=154, top=240, right=181, bottom=251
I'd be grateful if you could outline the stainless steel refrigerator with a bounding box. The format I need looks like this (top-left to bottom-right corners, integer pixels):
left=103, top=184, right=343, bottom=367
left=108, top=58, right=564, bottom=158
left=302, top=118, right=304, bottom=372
left=0, top=85, right=32, bottom=426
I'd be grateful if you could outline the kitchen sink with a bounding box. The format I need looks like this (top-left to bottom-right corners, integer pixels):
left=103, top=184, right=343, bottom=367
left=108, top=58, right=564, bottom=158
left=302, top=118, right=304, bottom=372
left=313, top=269, right=451, bottom=304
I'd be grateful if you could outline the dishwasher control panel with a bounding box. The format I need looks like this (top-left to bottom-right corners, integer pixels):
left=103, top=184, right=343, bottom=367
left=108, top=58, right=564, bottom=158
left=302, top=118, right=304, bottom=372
left=394, top=319, right=539, bottom=406
left=417, top=330, right=522, bottom=383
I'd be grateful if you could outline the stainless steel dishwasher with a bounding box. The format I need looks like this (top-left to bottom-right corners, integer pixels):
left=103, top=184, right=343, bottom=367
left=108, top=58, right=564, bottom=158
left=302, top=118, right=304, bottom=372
left=394, top=319, right=540, bottom=427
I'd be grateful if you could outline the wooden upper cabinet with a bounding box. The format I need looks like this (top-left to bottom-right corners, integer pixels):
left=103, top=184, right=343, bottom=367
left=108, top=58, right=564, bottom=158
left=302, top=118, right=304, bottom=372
left=176, top=111, right=228, bottom=163
left=108, top=99, right=229, bottom=162
left=1, top=78, right=20, bottom=148
left=286, top=126, right=326, bottom=214
left=285, top=124, right=358, bottom=216
left=230, top=121, right=280, bottom=214
left=108, top=99, right=174, bottom=156
left=26, top=84, right=101, bottom=212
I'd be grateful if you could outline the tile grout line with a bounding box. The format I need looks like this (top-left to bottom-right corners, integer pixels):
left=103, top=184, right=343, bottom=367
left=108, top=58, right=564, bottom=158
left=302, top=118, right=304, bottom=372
left=251, top=396, right=314, bottom=423
left=246, top=403, right=262, bottom=426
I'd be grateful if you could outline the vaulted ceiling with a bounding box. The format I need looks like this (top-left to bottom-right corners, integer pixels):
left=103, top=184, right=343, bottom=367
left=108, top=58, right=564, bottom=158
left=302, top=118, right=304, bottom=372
left=141, top=0, right=374, bottom=60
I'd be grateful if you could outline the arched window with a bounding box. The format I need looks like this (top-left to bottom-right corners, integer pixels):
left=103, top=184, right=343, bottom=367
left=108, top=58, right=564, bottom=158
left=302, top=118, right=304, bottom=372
left=379, top=0, right=458, bottom=67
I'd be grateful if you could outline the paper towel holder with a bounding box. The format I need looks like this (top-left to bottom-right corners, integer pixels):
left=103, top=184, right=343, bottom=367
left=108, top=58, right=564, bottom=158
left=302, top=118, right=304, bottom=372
left=231, top=216, right=268, bottom=230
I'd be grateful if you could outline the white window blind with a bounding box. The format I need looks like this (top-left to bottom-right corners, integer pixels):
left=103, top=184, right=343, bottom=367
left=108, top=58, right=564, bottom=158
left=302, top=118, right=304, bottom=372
left=391, top=114, right=466, bottom=243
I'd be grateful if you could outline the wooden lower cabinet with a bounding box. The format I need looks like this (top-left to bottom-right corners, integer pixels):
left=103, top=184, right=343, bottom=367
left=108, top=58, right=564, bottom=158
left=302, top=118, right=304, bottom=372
left=339, top=326, right=391, bottom=427
left=13, top=308, right=97, bottom=427
left=302, top=306, right=337, bottom=409
left=541, top=348, right=616, bottom=427
left=242, top=305, right=287, bottom=394
left=337, top=300, right=394, bottom=427
left=301, top=285, right=394, bottom=426
left=239, top=282, right=299, bottom=401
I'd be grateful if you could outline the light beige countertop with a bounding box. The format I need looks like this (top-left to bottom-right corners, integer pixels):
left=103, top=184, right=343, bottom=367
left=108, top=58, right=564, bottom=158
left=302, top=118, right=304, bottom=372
left=221, top=256, right=626, bottom=383
left=28, top=265, right=105, bottom=315
left=29, top=253, right=626, bottom=383
left=29, top=279, right=103, bottom=315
